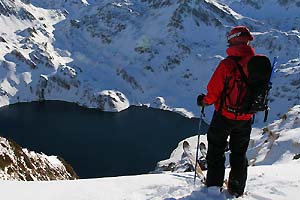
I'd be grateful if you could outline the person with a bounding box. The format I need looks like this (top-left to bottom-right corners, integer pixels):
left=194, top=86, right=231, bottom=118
left=197, top=26, right=255, bottom=197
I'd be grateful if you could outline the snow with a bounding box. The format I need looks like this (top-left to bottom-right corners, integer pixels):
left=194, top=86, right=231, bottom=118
left=153, top=105, right=300, bottom=199
left=43, top=155, right=63, bottom=167
left=0, top=0, right=299, bottom=122
left=0, top=162, right=299, bottom=200
left=150, top=96, right=194, bottom=118
left=0, top=78, right=18, bottom=96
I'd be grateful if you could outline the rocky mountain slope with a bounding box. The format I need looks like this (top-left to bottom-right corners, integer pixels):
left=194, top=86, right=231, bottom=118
left=0, top=136, right=78, bottom=180
left=0, top=0, right=299, bottom=121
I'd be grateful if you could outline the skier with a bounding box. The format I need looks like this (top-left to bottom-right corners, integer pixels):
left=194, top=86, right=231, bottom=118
left=197, top=26, right=255, bottom=197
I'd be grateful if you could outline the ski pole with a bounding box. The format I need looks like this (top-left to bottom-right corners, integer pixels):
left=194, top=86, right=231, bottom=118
left=194, top=106, right=205, bottom=185
left=264, top=56, right=279, bottom=122
left=269, top=56, right=279, bottom=81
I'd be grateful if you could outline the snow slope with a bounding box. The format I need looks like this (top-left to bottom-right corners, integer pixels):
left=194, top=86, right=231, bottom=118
left=0, top=162, right=299, bottom=200
left=156, top=105, right=300, bottom=176
left=150, top=105, right=300, bottom=199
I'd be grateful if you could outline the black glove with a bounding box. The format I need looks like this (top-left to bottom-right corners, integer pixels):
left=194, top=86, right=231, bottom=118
left=197, top=94, right=206, bottom=106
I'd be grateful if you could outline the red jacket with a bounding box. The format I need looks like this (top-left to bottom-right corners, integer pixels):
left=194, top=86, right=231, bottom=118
left=203, top=44, right=255, bottom=120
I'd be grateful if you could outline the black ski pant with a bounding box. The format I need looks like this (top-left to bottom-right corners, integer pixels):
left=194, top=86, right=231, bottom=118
left=206, top=111, right=251, bottom=194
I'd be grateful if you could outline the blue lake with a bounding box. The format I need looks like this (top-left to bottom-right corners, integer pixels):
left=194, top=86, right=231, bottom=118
left=0, top=101, right=207, bottom=178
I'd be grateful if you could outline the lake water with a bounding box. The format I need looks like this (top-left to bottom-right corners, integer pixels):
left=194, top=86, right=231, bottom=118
left=0, top=101, right=208, bottom=178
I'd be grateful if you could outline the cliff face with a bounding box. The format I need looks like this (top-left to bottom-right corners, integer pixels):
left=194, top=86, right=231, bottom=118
left=0, top=136, right=78, bottom=180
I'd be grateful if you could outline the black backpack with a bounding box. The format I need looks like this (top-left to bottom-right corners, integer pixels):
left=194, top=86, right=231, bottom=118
left=222, top=55, right=273, bottom=122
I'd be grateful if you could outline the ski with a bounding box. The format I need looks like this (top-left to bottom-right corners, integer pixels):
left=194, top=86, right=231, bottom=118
left=198, top=142, right=208, bottom=170
left=183, top=140, right=206, bottom=184
left=199, top=142, right=207, bottom=157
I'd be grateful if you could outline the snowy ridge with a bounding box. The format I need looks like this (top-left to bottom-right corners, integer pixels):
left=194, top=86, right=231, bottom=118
left=0, top=0, right=299, bottom=120
left=248, top=105, right=300, bottom=166
left=0, top=136, right=78, bottom=181
left=0, top=160, right=299, bottom=199
left=149, top=105, right=300, bottom=199
left=156, top=105, right=300, bottom=176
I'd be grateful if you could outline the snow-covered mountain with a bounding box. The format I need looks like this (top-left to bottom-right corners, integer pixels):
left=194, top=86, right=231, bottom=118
left=0, top=136, right=78, bottom=180
left=0, top=0, right=300, bottom=199
left=0, top=0, right=299, bottom=121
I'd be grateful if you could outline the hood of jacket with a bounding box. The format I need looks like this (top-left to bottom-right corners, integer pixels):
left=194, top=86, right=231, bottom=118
left=226, top=44, right=255, bottom=57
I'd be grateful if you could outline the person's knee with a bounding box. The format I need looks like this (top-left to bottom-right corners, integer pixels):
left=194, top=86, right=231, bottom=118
left=207, top=154, right=226, bottom=168
left=230, top=153, right=248, bottom=168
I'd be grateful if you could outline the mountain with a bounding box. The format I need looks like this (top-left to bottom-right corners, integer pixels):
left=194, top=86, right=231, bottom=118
left=0, top=0, right=299, bottom=122
left=0, top=1, right=300, bottom=198
left=0, top=136, right=78, bottom=180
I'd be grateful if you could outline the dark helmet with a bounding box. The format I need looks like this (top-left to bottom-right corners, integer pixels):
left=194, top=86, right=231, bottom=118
left=227, top=26, right=254, bottom=45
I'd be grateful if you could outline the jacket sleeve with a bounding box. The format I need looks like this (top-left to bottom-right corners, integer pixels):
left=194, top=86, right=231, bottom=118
left=203, top=61, right=227, bottom=105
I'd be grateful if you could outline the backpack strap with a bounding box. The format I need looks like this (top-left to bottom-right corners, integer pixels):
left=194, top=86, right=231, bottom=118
left=228, top=56, right=249, bottom=86
left=228, top=56, right=258, bottom=123
left=218, top=76, right=230, bottom=114
left=218, top=56, right=242, bottom=115
left=223, top=56, right=250, bottom=119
